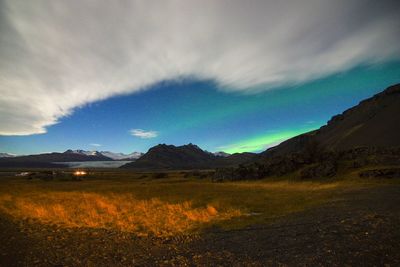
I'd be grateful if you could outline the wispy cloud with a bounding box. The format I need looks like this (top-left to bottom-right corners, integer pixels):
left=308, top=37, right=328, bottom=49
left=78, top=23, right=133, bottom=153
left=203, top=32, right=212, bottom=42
left=90, top=143, right=102, bottom=147
left=130, top=129, right=158, bottom=139
left=1, top=1, right=399, bottom=135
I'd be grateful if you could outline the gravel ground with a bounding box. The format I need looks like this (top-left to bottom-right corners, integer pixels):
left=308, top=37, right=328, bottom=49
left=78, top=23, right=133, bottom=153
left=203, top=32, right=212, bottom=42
left=1, top=184, right=400, bottom=266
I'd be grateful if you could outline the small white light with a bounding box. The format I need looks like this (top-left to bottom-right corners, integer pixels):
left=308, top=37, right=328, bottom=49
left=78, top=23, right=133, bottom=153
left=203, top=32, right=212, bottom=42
left=74, top=170, right=87, bottom=176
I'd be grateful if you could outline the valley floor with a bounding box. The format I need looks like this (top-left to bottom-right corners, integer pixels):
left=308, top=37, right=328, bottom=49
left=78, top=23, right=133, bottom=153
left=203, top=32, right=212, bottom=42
left=0, top=175, right=399, bottom=266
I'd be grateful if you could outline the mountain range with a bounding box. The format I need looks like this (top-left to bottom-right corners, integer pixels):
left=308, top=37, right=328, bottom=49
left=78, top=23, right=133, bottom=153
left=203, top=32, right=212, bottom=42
left=0, top=150, right=143, bottom=168
left=121, top=144, right=255, bottom=170
left=123, top=83, right=400, bottom=170
left=0, top=153, right=15, bottom=158
left=64, top=150, right=143, bottom=160
left=1, top=83, right=399, bottom=169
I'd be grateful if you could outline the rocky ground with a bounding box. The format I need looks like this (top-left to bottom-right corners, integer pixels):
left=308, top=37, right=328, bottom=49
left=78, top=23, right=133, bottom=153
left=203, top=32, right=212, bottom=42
left=1, top=184, right=400, bottom=266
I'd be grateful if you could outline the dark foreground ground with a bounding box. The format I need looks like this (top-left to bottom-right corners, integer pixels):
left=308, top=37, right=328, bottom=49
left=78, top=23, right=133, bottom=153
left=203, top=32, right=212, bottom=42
left=1, top=184, right=399, bottom=266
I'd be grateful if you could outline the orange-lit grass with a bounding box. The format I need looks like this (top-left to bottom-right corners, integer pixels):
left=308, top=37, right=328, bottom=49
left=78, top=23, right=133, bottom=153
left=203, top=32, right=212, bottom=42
left=1, top=173, right=389, bottom=236
left=0, top=192, right=241, bottom=237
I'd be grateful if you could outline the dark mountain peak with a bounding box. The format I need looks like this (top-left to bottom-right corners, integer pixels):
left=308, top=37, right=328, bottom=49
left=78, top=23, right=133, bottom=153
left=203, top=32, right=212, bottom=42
left=148, top=143, right=204, bottom=153
left=153, top=143, right=210, bottom=156
left=148, top=144, right=174, bottom=152
left=263, top=83, right=400, bottom=157
left=121, top=143, right=257, bottom=170
left=155, top=143, right=169, bottom=147
left=186, top=142, right=197, bottom=147
left=182, top=143, right=202, bottom=151
left=121, top=143, right=216, bottom=170
left=378, top=83, right=400, bottom=96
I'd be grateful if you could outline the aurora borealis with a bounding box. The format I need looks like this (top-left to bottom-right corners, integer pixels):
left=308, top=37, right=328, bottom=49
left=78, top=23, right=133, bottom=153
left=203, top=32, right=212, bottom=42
left=1, top=1, right=400, bottom=155
left=1, top=61, right=400, bottom=155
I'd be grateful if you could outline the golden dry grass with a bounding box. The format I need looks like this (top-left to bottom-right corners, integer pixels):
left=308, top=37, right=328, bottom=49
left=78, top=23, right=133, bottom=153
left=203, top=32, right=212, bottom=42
left=0, top=191, right=240, bottom=237
left=0, top=172, right=390, bottom=237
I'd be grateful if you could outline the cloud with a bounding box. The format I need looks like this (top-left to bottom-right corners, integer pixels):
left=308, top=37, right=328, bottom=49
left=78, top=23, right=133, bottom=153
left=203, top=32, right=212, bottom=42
left=90, top=143, right=102, bottom=147
left=130, top=129, right=158, bottom=139
left=1, top=0, right=399, bottom=135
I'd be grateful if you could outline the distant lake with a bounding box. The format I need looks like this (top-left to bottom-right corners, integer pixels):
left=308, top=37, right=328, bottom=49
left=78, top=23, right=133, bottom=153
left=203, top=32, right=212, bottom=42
left=55, top=161, right=132, bottom=168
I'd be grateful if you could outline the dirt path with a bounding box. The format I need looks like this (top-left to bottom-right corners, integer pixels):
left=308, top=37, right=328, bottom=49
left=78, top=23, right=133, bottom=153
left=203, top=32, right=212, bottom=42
left=1, top=184, right=400, bottom=266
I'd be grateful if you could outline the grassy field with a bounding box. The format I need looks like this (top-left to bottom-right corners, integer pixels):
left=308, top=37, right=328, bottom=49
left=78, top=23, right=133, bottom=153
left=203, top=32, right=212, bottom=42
left=0, top=170, right=395, bottom=237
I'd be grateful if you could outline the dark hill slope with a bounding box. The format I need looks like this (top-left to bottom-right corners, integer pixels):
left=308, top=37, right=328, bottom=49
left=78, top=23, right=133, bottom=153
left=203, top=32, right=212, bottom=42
left=263, top=83, right=400, bottom=157
left=0, top=152, right=112, bottom=163
left=121, top=144, right=215, bottom=170
left=215, top=152, right=257, bottom=167
left=0, top=161, right=66, bottom=168
left=121, top=144, right=256, bottom=170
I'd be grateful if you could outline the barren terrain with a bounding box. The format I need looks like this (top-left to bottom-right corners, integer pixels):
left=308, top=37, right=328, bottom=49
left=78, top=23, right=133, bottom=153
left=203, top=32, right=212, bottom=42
left=0, top=172, right=399, bottom=266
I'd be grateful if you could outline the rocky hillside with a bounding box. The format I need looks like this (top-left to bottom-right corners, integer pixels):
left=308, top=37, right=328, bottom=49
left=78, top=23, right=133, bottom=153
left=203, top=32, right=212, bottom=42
left=121, top=144, right=255, bottom=170
left=263, top=83, right=400, bottom=157
left=121, top=144, right=215, bottom=169
left=215, top=83, right=400, bottom=181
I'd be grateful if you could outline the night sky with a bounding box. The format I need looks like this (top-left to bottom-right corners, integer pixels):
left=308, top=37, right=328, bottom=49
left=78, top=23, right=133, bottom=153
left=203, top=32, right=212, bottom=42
left=1, top=1, right=399, bottom=155
left=1, top=61, right=399, bottom=155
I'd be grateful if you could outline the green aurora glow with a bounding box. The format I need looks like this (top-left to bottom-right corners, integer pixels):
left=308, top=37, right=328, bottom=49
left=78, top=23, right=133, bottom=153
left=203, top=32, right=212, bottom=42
left=219, top=127, right=317, bottom=154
